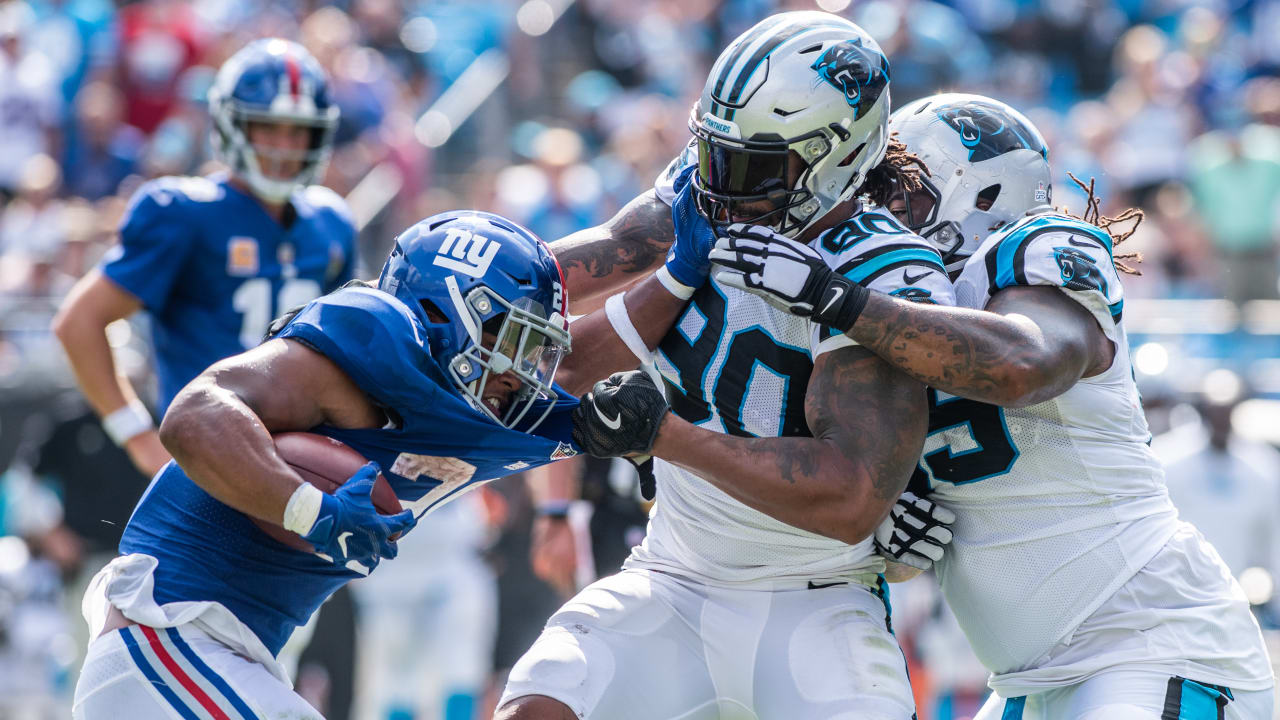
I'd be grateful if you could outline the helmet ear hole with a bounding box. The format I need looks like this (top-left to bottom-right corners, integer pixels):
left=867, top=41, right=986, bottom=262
left=419, top=299, right=448, bottom=324
left=838, top=143, right=867, bottom=167
left=976, top=184, right=1002, bottom=210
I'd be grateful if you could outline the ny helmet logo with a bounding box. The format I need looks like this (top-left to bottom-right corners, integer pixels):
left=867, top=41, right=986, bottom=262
left=434, top=228, right=501, bottom=278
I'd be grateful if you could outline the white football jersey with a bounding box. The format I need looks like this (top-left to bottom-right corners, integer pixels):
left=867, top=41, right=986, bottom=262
left=627, top=156, right=954, bottom=585
left=924, top=213, right=1192, bottom=675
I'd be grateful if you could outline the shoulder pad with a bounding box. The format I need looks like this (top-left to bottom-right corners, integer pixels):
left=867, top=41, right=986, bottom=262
left=814, top=209, right=954, bottom=305
left=958, top=212, right=1126, bottom=333
left=135, top=176, right=225, bottom=207
left=299, top=185, right=355, bottom=222
left=654, top=140, right=697, bottom=206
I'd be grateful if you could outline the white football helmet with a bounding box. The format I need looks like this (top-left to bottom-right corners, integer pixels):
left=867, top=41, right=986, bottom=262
left=888, top=93, right=1052, bottom=272
left=689, top=11, right=892, bottom=238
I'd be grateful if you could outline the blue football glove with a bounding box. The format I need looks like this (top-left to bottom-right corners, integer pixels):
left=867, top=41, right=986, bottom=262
left=662, top=169, right=716, bottom=291
left=303, top=462, right=417, bottom=575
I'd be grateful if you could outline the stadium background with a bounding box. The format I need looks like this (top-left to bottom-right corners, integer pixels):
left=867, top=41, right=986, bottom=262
left=1, top=0, right=1279, bottom=718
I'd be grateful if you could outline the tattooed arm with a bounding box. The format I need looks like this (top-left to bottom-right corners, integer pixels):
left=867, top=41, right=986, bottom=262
left=848, top=285, right=1114, bottom=408
left=552, top=190, right=675, bottom=315
left=649, top=347, right=927, bottom=545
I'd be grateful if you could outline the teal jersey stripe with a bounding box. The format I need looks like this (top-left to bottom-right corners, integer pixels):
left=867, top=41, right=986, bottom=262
left=844, top=248, right=945, bottom=284
left=1000, top=697, right=1026, bottom=720
left=1179, top=679, right=1230, bottom=720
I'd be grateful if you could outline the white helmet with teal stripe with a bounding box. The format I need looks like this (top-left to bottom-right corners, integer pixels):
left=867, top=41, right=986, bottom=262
left=690, top=11, right=892, bottom=239
left=888, top=93, right=1052, bottom=272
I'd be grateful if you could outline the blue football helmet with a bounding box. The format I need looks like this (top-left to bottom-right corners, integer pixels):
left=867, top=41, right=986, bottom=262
left=377, top=211, right=571, bottom=431
left=208, top=38, right=339, bottom=203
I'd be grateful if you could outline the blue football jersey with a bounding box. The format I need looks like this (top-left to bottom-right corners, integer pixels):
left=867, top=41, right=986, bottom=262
left=119, top=287, right=578, bottom=655
left=101, top=174, right=357, bottom=413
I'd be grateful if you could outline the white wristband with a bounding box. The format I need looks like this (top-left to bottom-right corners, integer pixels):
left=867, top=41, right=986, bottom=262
left=283, top=482, right=325, bottom=535
left=605, top=292, right=654, bottom=365
left=655, top=266, right=695, bottom=300
left=102, top=401, right=154, bottom=446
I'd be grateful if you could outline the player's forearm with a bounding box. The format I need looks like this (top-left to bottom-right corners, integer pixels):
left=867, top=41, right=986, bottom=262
left=650, top=416, right=901, bottom=545
left=159, top=377, right=302, bottom=524
left=847, top=292, right=1065, bottom=407
left=552, top=191, right=674, bottom=314
left=52, top=303, right=142, bottom=418
left=557, top=275, right=686, bottom=395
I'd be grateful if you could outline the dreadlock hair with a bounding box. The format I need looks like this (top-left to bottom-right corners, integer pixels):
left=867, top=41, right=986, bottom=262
left=1061, top=172, right=1144, bottom=276
left=860, top=133, right=930, bottom=208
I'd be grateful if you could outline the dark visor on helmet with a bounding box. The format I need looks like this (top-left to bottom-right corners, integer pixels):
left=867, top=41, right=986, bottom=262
left=691, top=137, right=816, bottom=233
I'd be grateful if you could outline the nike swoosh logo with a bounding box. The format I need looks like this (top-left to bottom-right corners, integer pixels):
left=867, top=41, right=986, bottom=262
left=902, top=269, right=930, bottom=285
left=1068, top=235, right=1100, bottom=249
left=821, top=285, right=845, bottom=314
left=594, top=403, right=622, bottom=430
left=807, top=580, right=849, bottom=590
left=337, top=531, right=353, bottom=558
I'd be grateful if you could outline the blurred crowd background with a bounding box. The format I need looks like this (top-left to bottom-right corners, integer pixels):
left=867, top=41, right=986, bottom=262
left=2, top=0, right=1280, bottom=718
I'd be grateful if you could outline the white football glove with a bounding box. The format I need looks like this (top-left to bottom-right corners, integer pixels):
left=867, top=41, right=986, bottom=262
left=709, top=223, right=869, bottom=331
left=873, top=491, right=956, bottom=571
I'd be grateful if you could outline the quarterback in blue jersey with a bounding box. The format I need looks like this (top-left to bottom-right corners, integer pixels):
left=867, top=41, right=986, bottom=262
left=711, top=94, right=1274, bottom=720
left=53, top=38, right=354, bottom=478
left=71, top=210, right=595, bottom=720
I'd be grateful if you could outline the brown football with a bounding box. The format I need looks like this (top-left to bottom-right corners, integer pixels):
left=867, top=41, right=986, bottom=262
left=252, top=432, right=404, bottom=552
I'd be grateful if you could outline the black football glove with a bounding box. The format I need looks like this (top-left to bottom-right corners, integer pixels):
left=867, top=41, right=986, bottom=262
left=264, top=279, right=374, bottom=342
left=709, top=223, right=870, bottom=333
left=572, top=371, right=669, bottom=459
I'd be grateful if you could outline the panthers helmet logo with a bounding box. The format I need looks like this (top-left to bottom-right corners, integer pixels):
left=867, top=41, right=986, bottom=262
left=1053, top=246, right=1108, bottom=294
left=936, top=100, right=1048, bottom=163
left=811, top=39, right=890, bottom=120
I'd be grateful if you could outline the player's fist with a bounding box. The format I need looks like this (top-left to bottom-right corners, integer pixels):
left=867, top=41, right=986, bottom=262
left=302, top=462, right=417, bottom=574
left=873, top=491, right=956, bottom=571
left=572, top=371, right=668, bottom=458
left=710, top=223, right=869, bottom=332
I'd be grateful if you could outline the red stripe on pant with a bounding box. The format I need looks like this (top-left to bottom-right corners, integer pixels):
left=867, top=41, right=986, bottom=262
left=138, top=625, right=233, bottom=720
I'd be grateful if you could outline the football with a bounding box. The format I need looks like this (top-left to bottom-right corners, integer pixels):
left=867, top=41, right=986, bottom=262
left=252, top=432, right=404, bottom=552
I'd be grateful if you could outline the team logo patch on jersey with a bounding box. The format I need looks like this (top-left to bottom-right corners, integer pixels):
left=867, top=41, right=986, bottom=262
left=890, top=286, right=935, bottom=303
left=433, top=227, right=500, bottom=278
left=1052, top=246, right=1108, bottom=293
left=227, top=237, right=259, bottom=276
left=810, top=39, right=890, bottom=119
left=390, top=453, right=477, bottom=485
left=935, top=100, right=1048, bottom=162
left=550, top=442, right=578, bottom=460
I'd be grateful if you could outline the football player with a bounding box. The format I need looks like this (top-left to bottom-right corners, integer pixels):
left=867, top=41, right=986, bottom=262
left=72, top=211, right=585, bottom=719
left=53, top=38, right=356, bottom=478
left=711, top=93, right=1275, bottom=720
left=498, top=13, right=953, bottom=719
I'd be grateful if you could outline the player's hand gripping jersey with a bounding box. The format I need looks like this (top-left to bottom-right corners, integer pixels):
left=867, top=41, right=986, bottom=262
left=102, top=175, right=356, bottom=411
left=630, top=158, right=954, bottom=585
left=119, top=286, right=578, bottom=658
left=919, top=213, right=1267, bottom=690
